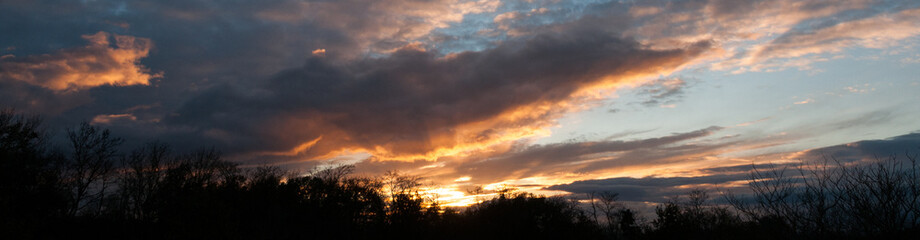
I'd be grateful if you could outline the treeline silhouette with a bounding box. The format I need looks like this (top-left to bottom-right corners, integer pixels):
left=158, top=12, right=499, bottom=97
left=2, top=109, right=919, bottom=239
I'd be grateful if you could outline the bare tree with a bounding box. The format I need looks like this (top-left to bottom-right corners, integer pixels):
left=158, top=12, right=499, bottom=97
left=586, top=192, right=600, bottom=225
left=166, top=147, right=238, bottom=189
left=313, top=164, right=355, bottom=183
left=62, top=122, right=122, bottom=216
left=730, top=154, right=920, bottom=238
left=117, top=141, right=170, bottom=220
left=597, top=191, right=621, bottom=227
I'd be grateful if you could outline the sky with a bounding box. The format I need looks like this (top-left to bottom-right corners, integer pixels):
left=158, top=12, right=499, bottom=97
left=2, top=0, right=920, bottom=207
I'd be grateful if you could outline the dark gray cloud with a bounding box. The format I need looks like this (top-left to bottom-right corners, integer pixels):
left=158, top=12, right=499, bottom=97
left=546, top=173, right=747, bottom=202
left=797, top=132, right=920, bottom=163
left=164, top=32, right=709, bottom=160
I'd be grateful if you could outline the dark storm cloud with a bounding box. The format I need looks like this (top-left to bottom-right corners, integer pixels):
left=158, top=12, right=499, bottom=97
left=0, top=79, right=94, bottom=116
left=166, top=32, right=711, bottom=160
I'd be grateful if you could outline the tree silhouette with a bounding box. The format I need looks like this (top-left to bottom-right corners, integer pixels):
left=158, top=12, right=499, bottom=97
left=0, top=109, right=66, bottom=238
left=459, top=191, right=602, bottom=240
left=585, top=191, right=643, bottom=239
left=62, top=122, right=123, bottom=217
left=115, top=141, right=171, bottom=221
left=652, top=189, right=744, bottom=240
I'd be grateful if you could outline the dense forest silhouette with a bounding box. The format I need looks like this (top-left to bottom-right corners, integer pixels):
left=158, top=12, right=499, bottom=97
left=2, top=109, right=918, bottom=239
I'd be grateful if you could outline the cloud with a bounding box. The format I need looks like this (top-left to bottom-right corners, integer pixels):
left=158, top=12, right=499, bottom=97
left=622, top=0, right=871, bottom=47
left=752, top=9, right=920, bottom=61
left=545, top=131, right=920, bottom=203
left=493, top=11, right=520, bottom=23
left=793, top=132, right=920, bottom=163
left=794, top=98, right=813, bottom=105
left=90, top=113, right=137, bottom=125
left=0, top=32, right=159, bottom=91
left=602, top=0, right=920, bottom=72
left=456, top=0, right=911, bottom=74
left=749, top=7, right=920, bottom=66
left=166, top=33, right=710, bottom=162
left=636, top=78, right=688, bottom=107
left=629, top=6, right=661, bottom=18
left=311, top=49, right=326, bottom=57
left=253, top=0, right=501, bottom=55
left=545, top=173, right=748, bottom=202
left=441, top=126, right=726, bottom=184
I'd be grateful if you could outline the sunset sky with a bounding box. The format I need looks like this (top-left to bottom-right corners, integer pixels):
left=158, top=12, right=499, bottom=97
left=2, top=0, right=920, bottom=206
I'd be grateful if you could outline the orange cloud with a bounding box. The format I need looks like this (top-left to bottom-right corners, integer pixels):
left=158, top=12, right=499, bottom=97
left=794, top=98, right=813, bottom=105
left=0, top=32, right=160, bottom=91
left=494, top=11, right=520, bottom=22
left=629, top=6, right=661, bottom=18
left=90, top=113, right=138, bottom=125
left=264, top=136, right=324, bottom=157
left=311, top=49, right=326, bottom=57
